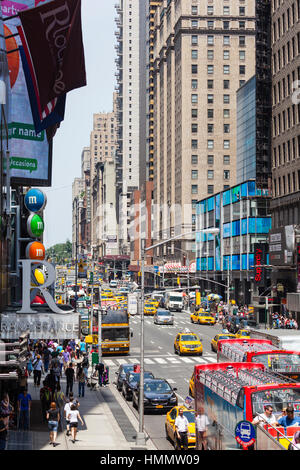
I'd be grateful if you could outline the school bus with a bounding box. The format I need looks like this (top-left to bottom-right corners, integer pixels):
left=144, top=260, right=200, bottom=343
left=85, top=308, right=131, bottom=355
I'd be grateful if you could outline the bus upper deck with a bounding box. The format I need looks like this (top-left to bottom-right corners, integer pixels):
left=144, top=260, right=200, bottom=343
left=194, top=362, right=300, bottom=450
left=217, top=338, right=300, bottom=381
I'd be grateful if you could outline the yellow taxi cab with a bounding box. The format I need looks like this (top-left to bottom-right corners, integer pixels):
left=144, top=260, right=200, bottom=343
left=165, top=406, right=196, bottom=449
left=174, top=330, right=203, bottom=356
left=115, top=295, right=125, bottom=302
left=102, top=289, right=113, bottom=297
left=211, top=333, right=236, bottom=352
left=144, top=304, right=157, bottom=315
left=189, top=372, right=195, bottom=398
left=190, top=311, right=216, bottom=325
left=235, top=328, right=251, bottom=339
left=147, top=300, right=160, bottom=308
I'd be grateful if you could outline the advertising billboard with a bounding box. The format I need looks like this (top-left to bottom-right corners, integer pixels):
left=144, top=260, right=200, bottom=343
left=269, top=225, right=295, bottom=266
left=254, top=243, right=268, bottom=287
left=2, top=0, right=53, bottom=186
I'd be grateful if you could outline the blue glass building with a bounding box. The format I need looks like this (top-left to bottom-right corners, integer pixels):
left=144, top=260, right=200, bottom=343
left=196, top=180, right=271, bottom=305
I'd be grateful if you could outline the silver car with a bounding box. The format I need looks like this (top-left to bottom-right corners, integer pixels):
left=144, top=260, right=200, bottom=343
left=154, top=309, right=174, bottom=325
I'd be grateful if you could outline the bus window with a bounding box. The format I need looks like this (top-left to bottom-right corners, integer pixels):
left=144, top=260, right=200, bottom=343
left=236, top=389, right=245, bottom=409
left=252, top=388, right=300, bottom=416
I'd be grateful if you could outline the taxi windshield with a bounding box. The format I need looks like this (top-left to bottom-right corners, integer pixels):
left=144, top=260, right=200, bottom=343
left=239, top=331, right=250, bottom=336
left=218, top=335, right=234, bottom=340
left=181, top=335, right=199, bottom=342
left=252, top=353, right=300, bottom=373
left=199, top=313, right=211, bottom=317
left=252, top=388, right=300, bottom=415
left=183, top=411, right=195, bottom=423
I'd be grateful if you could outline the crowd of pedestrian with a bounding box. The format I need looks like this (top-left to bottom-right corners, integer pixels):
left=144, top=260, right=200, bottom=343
left=271, top=313, right=298, bottom=330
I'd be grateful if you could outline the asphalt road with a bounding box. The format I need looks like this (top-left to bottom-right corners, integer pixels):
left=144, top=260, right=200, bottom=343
left=106, top=309, right=223, bottom=450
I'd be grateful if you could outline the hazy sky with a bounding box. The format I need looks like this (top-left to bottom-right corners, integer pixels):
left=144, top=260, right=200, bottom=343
left=43, top=0, right=116, bottom=249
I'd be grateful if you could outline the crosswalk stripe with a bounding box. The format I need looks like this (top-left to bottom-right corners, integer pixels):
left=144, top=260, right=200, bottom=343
left=154, top=358, right=168, bottom=364
left=129, top=358, right=140, bottom=364
left=103, top=360, right=115, bottom=367
left=116, top=359, right=128, bottom=365
left=179, top=357, right=195, bottom=363
left=166, top=357, right=180, bottom=363
left=144, top=358, right=155, bottom=364
left=205, top=357, right=218, bottom=363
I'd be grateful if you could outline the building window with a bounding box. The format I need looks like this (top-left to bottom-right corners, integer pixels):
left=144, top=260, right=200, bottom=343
left=224, top=140, right=230, bottom=149
left=192, top=64, right=198, bottom=74
left=207, top=79, right=214, bottom=89
left=191, top=108, right=198, bottom=118
left=192, top=170, right=198, bottom=179
left=224, top=170, right=230, bottom=180
left=192, top=199, right=198, bottom=209
left=207, top=139, right=214, bottom=149
left=207, top=5, right=214, bottom=15
left=191, top=185, right=198, bottom=194
left=224, top=80, right=230, bottom=89
left=239, top=6, right=245, bottom=16
left=239, top=65, right=246, bottom=75
left=239, top=36, right=246, bottom=47
left=207, top=50, right=214, bottom=60
left=223, top=155, right=230, bottom=164
left=191, top=79, right=198, bottom=89
left=192, top=139, right=198, bottom=149
left=207, top=170, right=214, bottom=179
left=239, top=50, right=246, bottom=60
left=223, top=65, right=230, bottom=74
left=208, top=185, right=214, bottom=194
left=191, top=20, right=198, bottom=28
left=191, top=94, right=198, bottom=104
left=208, top=109, right=214, bottom=118
left=191, top=155, right=198, bottom=165
left=223, top=6, right=230, bottom=15
left=208, top=123, right=214, bottom=133
left=207, top=35, right=214, bottom=45
left=191, top=123, right=198, bottom=133
left=207, top=20, right=214, bottom=29
left=223, top=94, right=230, bottom=104
left=191, top=35, right=198, bottom=45
left=223, top=21, right=230, bottom=30
left=207, top=155, right=214, bottom=165
left=207, top=94, right=214, bottom=104
left=223, top=50, right=230, bottom=60
left=224, top=109, right=230, bottom=118
left=239, top=21, right=245, bottom=29
left=207, top=65, right=214, bottom=74
left=191, top=49, right=198, bottom=59
left=191, top=5, right=198, bottom=15
left=224, top=123, right=230, bottom=133
left=224, top=36, right=230, bottom=45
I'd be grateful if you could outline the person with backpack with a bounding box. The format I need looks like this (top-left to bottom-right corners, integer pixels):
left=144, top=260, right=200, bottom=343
left=33, top=355, right=44, bottom=387
left=81, top=353, right=89, bottom=379
left=40, top=381, right=52, bottom=423
left=76, top=366, right=86, bottom=398
left=53, top=384, right=66, bottom=431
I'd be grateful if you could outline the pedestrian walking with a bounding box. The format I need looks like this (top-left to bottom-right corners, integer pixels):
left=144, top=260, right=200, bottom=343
left=40, top=381, right=52, bottom=423
left=53, top=384, right=66, bottom=431
left=17, top=389, right=32, bottom=430
left=77, top=366, right=86, bottom=398
left=43, top=347, right=51, bottom=374
left=62, top=349, right=70, bottom=372
left=0, top=412, right=8, bottom=450
left=26, top=353, right=33, bottom=377
left=81, top=353, right=89, bottom=379
left=33, top=355, right=44, bottom=387
left=65, top=363, right=75, bottom=397
left=0, top=393, right=14, bottom=427
left=67, top=403, right=84, bottom=444
left=64, top=393, right=80, bottom=437
left=195, top=409, right=209, bottom=450
left=95, top=362, right=104, bottom=387
left=46, top=402, right=60, bottom=447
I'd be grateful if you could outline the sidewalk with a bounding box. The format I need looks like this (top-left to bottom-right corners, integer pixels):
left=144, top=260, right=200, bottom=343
left=7, top=371, right=156, bottom=451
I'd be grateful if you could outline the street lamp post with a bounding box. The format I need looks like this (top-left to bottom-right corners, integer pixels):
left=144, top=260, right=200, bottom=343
left=136, top=228, right=219, bottom=447
left=168, top=246, right=191, bottom=313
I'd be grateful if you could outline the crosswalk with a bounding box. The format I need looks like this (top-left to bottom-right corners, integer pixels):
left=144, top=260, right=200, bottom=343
left=102, top=354, right=217, bottom=368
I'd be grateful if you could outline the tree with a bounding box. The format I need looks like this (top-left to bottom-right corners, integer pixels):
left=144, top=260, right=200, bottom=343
left=46, top=239, right=73, bottom=264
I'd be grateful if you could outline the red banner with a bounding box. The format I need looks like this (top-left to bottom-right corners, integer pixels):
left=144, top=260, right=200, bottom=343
left=18, top=0, right=86, bottom=111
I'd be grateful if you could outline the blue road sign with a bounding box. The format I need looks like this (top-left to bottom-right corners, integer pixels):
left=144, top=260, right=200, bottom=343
left=154, top=266, right=159, bottom=273
left=235, top=421, right=256, bottom=448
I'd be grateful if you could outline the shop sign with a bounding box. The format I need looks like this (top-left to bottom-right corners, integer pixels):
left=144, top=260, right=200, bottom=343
left=254, top=243, right=267, bottom=286
left=269, top=226, right=295, bottom=266
left=24, top=188, right=47, bottom=212
left=0, top=313, right=80, bottom=340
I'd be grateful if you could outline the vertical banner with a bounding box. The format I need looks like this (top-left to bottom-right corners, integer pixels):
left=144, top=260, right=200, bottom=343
left=1, top=0, right=52, bottom=186
left=253, top=243, right=268, bottom=287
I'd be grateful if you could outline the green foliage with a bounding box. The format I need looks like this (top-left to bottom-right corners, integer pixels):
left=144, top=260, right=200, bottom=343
left=46, top=239, right=72, bottom=264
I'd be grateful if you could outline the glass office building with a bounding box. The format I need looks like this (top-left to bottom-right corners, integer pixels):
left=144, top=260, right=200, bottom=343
left=196, top=180, right=271, bottom=304
left=236, top=77, right=256, bottom=184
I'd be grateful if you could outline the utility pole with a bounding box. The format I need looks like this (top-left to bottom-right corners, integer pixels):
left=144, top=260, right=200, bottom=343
left=74, top=197, right=78, bottom=312
left=136, top=240, right=145, bottom=447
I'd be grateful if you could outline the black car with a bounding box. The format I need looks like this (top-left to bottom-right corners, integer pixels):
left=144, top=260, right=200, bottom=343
left=115, top=363, right=139, bottom=391
left=132, top=378, right=178, bottom=413
left=122, top=371, right=154, bottom=401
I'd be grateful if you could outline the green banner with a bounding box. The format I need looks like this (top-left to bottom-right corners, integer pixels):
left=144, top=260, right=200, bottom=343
left=8, top=122, right=44, bottom=141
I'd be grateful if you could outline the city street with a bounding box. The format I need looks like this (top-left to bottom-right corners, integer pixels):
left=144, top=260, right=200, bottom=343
left=104, top=310, right=221, bottom=450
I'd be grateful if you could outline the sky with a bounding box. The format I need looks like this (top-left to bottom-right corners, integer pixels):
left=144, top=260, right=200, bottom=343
left=43, top=0, right=116, bottom=249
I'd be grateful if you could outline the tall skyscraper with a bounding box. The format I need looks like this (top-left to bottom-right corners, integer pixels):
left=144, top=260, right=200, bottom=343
left=152, top=0, right=257, bottom=262
left=115, top=0, right=141, bottom=255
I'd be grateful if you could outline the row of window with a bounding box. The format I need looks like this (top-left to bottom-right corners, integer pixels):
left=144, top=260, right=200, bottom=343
left=272, top=1, right=300, bottom=42
left=272, top=32, right=300, bottom=75
left=191, top=5, right=246, bottom=16
left=191, top=64, right=246, bottom=75
left=191, top=139, right=231, bottom=150
left=192, top=94, right=232, bottom=104
left=273, top=104, right=300, bottom=137
left=191, top=155, right=230, bottom=166
left=191, top=169, right=230, bottom=180
left=191, top=108, right=231, bottom=119
left=273, top=67, right=300, bottom=106
left=191, top=123, right=230, bottom=134
left=193, top=79, right=245, bottom=90
left=191, top=35, right=247, bottom=47
left=273, top=136, right=300, bottom=168
left=273, top=171, right=300, bottom=198
left=192, top=49, right=246, bottom=61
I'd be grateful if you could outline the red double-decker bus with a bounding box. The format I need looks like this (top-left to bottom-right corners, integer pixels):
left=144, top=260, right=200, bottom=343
left=194, top=362, right=300, bottom=450
left=217, top=339, right=300, bottom=381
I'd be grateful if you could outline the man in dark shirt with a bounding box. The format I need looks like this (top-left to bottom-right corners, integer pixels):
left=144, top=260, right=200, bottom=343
left=0, top=412, right=8, bottom=450
left=65, top=363, right=75, bottom=396
left=18, top=389, right=32, bottom=430
left=95, top=362, right=104, bottom=387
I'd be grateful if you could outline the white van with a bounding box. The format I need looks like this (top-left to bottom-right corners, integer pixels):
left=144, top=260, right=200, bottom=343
left=109, top=280, right=118, bottom=289
left=164, top=291, right=184, bottom=312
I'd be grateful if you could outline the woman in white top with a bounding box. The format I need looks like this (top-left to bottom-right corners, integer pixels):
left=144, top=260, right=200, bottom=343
left=67, top=403, right=84, bottom=443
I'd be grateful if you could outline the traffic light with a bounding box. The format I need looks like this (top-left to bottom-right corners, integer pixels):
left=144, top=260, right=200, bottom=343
left=19, top=188, right=47, bottom=261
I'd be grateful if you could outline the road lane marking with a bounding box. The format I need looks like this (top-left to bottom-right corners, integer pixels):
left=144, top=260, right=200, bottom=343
left=179, top=357, right=195, bottom=363
left=154, top=358, right=168, bottom=364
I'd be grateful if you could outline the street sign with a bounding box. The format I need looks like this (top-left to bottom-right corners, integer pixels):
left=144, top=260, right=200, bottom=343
left=92, top=352, right=99, bottom=365
left=235, top=421, right=256, bottom=449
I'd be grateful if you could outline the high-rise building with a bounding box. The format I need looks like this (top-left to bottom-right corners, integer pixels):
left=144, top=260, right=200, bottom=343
left=115, top=0, right=142, bottom=255
left=152, top=0, right=258, bottom=263
left=269, top=0, right=300, bottom=320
